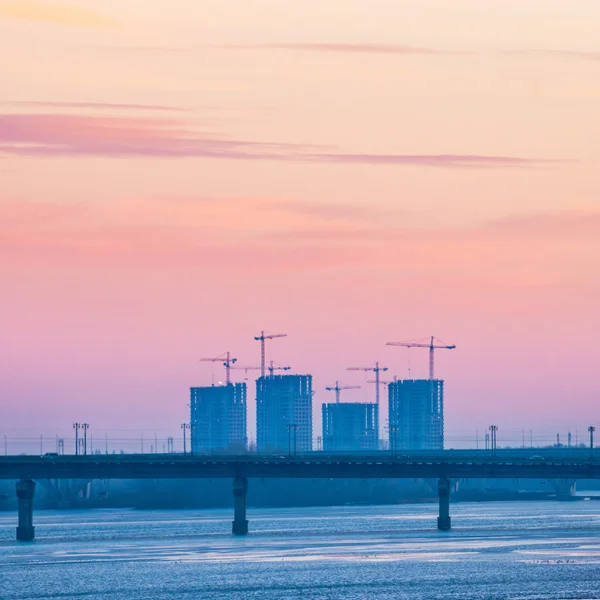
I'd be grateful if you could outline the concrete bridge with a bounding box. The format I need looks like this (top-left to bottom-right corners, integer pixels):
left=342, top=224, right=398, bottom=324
left=2, top=451, right=598, bottom=541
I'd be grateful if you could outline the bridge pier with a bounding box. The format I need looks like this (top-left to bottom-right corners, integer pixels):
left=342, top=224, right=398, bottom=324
left=232, top=476, right=248, bottom=535
left=437, top=478, right=451, bottom=531
left=16, top=479, right=36, bottom=542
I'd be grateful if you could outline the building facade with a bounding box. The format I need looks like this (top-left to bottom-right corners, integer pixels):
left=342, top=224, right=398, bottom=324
left=388, top=379, right=444, bottom=450
left=190, top=383, right=247, bottom=453
left=322, top=402, right=378, bottom=452
left=256, top=374, right=313, bottom=453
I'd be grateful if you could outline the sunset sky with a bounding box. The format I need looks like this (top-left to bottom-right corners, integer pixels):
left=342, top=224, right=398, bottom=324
left=1, top=0, right=599, bottom=448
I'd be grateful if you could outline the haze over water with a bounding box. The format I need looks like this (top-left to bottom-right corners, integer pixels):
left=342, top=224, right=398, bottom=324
left=2, top=502, right=599, bottom=599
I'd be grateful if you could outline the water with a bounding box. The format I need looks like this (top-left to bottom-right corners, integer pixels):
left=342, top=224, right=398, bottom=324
left=1, top=501, right=599, bottom=599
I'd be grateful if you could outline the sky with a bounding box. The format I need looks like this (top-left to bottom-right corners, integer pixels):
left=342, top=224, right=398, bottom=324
left=1, top=0, right=599, bottom=449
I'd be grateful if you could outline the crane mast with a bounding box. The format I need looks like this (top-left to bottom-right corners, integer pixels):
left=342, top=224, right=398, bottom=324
left=200, top=351, right=237, bottom=385
left=254, top=331, right=287, bottom=378
left=325, top=381, right=361, bottom=404
left=386, top=336, right=455, bottom=380
left=346, top=362, right=388, bottom=405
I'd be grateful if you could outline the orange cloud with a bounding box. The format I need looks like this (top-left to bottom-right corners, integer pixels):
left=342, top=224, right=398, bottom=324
left=0, top=1, right=115, bottom=28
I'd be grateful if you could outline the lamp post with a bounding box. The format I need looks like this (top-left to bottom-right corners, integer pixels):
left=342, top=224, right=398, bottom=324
left=589, top=426, right=596, bottom=451
left=489, top=425, right=498, bottom=452
left=181, top=423, right=190, bottom=455
left=73, top=423, right=81, bottom=455
left=82, top=423, right=89, bottom=455
left=286, top=424, right=299, bottom=455
left=389, top=424, right=399, bottom=456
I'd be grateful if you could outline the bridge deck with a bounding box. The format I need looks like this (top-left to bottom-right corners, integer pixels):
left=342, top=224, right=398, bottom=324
left=1, top=452, right=599, bottom=480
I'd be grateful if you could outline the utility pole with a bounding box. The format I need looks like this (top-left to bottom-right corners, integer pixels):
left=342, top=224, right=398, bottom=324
left=73, top=423, right=81, bottom=455
left=82, top=424, right=89, bottom=455
left=589, top=426, right=595, bottom=451
left=181, top=423, right=190, bottom=455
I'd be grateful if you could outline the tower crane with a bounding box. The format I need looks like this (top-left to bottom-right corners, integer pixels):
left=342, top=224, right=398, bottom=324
left=200, top=351, right=237, bottom=385
left=254, top=331, right=287, bottom=378
left=325, top=381, right=360, bottom=404
left=386, top=336, right=455, bottom=380
left=267, top=361, right=291, bottom=377
left=230, top=365, right=261, bottom=379
left=347, top=362, right=388, bottom=406
left=367, top=377, right=397, bottom=386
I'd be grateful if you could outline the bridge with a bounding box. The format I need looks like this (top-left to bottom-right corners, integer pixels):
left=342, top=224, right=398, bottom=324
left=2, top=450, right=598, bottom=541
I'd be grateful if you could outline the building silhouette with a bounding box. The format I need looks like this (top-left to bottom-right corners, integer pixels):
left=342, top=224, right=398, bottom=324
left=190, top=384, right=247, bottom=453
left=388, top=380, right=444, bottom=450
left=256, top=375, right=313, bottom=452
left=322, top=403, right=378, bottom=452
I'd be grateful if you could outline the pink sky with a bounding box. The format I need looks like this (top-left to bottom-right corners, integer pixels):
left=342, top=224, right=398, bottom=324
left=1, top=1, right=599, bottom=447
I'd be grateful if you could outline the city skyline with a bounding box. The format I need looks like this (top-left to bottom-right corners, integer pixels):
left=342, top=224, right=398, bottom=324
left=2, top=0, right=600, bottom=439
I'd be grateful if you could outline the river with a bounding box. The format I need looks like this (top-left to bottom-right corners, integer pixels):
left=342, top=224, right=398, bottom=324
left=1, top=501, right=599, bottom=599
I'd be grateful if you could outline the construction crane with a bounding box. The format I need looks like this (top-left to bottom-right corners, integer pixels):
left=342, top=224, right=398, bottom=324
left=386, top=336, right=455, bottom=380
left=200, top=351, right=237, bottom=385
left=230, top=365, right=261, bottom=379
left=367, top=376, right=397, bottom=386
left=267, top=360, right=291, bottom=377
left=254, top=331, right=287, bottom=378
left=347, top=362, right=388, bottom=406
left=325, top=381, right=361, bottom=404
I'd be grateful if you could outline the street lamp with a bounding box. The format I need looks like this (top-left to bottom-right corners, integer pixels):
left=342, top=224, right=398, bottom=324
left=489, top=425, right=498, bottom=451
left=181, top=423, right=190, bottom=455
left=82, top=423, right=89, bottom=455
left=389, top=424, right=399, bottom=456
left=286, top=424, right=299, bottom=455
left=73, top=423, right=81, bottom=455
left=589, top=426, right=596, bottom=451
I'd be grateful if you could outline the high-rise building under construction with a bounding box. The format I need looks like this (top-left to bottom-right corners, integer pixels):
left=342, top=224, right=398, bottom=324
left=388, top=380, right=444, bottom=450
left=322, top=403, right=378, bottom=452
left=190, top=384, right=247, bottom=453
left=256, top=374, right=313, bottom=452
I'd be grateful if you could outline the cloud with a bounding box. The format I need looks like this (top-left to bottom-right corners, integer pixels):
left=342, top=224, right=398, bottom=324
left=2, top=196, right=598, bottom=278
left=0, top=1, right=115, bottom=28
left=0, top=113, right=549, bottom=168
left=482, top=211, right=600, bottom=240
left=303, top=153, right=544, bottom=168
left=226, top=43, right=445, bottom=55
left=224, top=43, right=600, bottom=63
left=4, top=101, right=185, bottom=112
